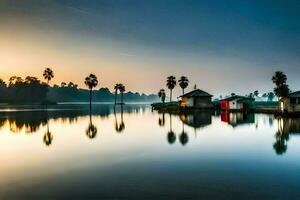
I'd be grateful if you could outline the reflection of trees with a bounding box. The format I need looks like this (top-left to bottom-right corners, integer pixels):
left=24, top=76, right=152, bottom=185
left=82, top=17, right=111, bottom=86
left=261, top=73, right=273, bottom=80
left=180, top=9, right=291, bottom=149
left=273, top=117, right=300, bottom=155
left=167, top=114, right=176, bottom=144
left=158, top=112, right=165, bottom=127
left=114, top=106, right=125, bottom=133
left=43, top=120, right=53, bottom=146
left=273, top=131, right=288, bottom=155
left=0, top=118, right=6, bottom=130
left=86, top=111, right=97, bottom=139
left=4, top=112, right=47, bottom=134
left=273, top=117, right=289, bottom=155
left=179, top=122, right=189, bottom=146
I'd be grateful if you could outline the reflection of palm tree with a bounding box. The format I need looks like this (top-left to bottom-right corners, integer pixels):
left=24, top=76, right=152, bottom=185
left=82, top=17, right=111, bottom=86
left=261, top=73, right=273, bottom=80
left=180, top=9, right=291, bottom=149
left=166, top=76, right=176, bottom=102
left=273, top=117, right=289, bottom=155
left=273, top=137, right=287, bottom=155
left=86, top=112, right=97, bottom=139
left=114, top=106, right=125, bottom=133
left=167, top=114, right=176, bottom=144
left=84, top=74, right=98, bottom=112
left=178, top=76, right=189, bottom=95
left=158, top=112, right=165, bottom=127
left=179, top=122, right=188, bottom=146
left=43, top=120, right=53, bottom=146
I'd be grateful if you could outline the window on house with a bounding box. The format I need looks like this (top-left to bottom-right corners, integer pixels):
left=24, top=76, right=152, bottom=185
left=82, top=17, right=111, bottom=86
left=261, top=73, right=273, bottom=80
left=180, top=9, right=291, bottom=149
left=290, top=98, right=296, bottom=104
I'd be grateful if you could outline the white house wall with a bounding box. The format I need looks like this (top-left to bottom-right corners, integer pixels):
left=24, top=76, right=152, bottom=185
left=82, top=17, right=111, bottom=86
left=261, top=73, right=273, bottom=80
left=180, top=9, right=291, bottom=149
left=188, top=98, right=194, bottom=107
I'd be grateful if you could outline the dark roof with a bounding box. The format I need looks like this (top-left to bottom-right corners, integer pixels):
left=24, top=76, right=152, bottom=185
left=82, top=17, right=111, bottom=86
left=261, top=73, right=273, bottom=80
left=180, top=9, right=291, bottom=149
left=290, top=91, right=300, bottom=98
left=220, top=95, right=254, bottom=102
left=180, top=89, right=212, bottom=98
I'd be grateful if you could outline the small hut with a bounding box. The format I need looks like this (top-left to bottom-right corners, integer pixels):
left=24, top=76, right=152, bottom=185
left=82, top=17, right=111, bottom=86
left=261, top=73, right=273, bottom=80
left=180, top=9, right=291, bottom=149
left=280, top=91, right=300, bottom=113
left=179, top=89, right=213, bottom=109
left=220, top=95, right=254, bottom=111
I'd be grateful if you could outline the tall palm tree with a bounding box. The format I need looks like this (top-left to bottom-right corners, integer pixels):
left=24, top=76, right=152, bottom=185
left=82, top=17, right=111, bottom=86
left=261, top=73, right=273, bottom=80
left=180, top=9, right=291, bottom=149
left=178, top=76, right=189, bottom=95
left=272, top=71, right=287, bottom=87
left=272, top=71, right=290, bottom=98
left=114, top=83, right=121, bottom=105
left=43, top=68, right=54, bottom=85
left=158, top=89, right=166, bottom=105
left=119, top=84, right=126, bottom=105
left=42, top=68, right=54, bottom=107
left=84, top=74, right=98, bottom=111
left=166, top=76, right=176, bottom=102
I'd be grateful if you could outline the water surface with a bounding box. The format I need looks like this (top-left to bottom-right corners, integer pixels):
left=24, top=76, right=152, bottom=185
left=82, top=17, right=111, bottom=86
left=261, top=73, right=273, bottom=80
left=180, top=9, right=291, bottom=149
left=0, top=104, right=299, bottom=199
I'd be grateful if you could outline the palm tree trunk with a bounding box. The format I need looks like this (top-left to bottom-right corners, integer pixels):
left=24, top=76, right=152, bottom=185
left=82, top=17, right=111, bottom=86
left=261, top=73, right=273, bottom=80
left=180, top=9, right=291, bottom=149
left=121, top=105, right=123, bottom=122
left=115, top=90, right=117, bottom=105
left=121, top=93, right=123, bottom=104
left=89, top=109, right=92, bottom=126
left=46, top=80, right=49, bottom=109
left=182, top=88, right=184, bottom=95
left=89, top=89, right=92, bottom=112
left=169, top=114, right=172, bottom=132
left=170, top=89, right=172, bottom=102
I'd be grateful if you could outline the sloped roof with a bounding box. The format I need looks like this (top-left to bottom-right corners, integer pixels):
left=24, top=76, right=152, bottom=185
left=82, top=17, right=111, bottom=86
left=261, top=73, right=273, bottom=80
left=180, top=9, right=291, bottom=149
left=221, top=95, right=254, bottom=102
left=180, top=89, right=212, bottom=98
left=290, top=91, right=300, bottom=98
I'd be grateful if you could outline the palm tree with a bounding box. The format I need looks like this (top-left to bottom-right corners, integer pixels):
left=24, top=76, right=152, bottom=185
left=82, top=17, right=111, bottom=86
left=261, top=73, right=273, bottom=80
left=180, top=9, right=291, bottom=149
left=43, top=68, right=54, bottom=85
left=114, top=83, right=121, bottom=105
left=272, top=71, right=287, bottom=87
left=42, top=68, right=54, bottom=107
left=158, top=89, right=166, bottom=105
left=119, top=84, right=126, bottom=105
left=272, top=71, right=290, bottom=98
left=178, top=76, right=189, bottom=95
left=84, top=74, right=98, bottom=111
left=166, top=76, right=176, bottom=102
left=254, top=90, right=259, bottom=97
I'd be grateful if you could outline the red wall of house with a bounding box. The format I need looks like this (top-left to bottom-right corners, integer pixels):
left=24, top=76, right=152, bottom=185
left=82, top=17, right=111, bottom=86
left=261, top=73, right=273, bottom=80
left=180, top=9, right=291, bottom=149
left=221, top=112, right=230, bottom=122
left=220, top=100, right=229, bottom=110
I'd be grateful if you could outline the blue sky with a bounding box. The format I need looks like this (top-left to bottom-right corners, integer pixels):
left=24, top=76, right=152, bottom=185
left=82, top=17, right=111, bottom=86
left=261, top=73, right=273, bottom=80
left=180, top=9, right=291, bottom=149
left=0, top=0, right=299, bottom=96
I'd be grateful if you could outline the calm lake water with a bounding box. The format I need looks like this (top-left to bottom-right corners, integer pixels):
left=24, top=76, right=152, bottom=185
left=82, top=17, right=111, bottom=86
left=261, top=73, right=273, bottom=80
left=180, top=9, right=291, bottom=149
left=0, top=104, right=299, bottom=199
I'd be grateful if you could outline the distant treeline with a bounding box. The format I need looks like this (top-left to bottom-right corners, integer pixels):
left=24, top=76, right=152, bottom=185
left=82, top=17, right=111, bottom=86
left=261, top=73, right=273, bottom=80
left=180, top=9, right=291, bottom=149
left=0, top=77, right=158, bottom=104
left=48, top=82, right=158, bottom=103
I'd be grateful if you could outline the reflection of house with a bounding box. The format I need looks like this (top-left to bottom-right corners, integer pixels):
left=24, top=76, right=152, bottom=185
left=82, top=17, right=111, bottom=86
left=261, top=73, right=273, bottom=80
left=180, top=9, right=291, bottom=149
left=221, top=112, right=254, bottom=127
left=281, top=91, right=300, bottom=113
left=280, top=117, right=300, bottom=135
left=179, top=89, right=213, bottom=108
left=180, top=112, right=212, bottom=129
left=220, top=95, right=254, bottom=111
